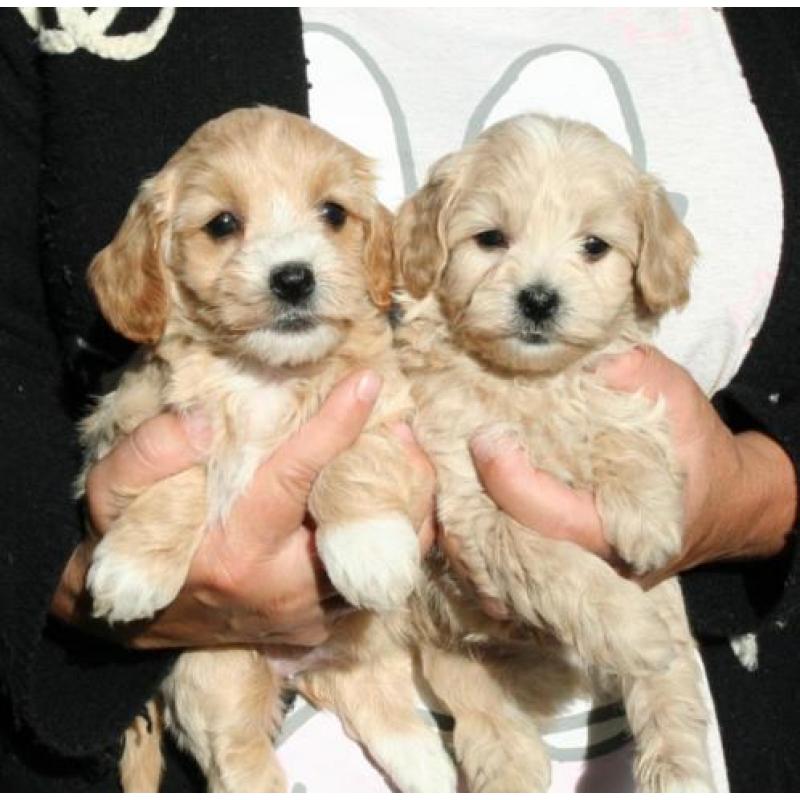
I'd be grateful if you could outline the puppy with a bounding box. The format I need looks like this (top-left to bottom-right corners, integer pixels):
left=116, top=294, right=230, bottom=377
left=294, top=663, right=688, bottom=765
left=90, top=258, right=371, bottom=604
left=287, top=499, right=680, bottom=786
left=385, top=114, right=714, bottom=792
left=78, top=107, right=456, bottom=792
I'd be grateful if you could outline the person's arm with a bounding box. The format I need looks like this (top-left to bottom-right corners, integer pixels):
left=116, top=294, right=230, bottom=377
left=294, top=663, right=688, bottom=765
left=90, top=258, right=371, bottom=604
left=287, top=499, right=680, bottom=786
left=0, top=11, right=184, bottom=761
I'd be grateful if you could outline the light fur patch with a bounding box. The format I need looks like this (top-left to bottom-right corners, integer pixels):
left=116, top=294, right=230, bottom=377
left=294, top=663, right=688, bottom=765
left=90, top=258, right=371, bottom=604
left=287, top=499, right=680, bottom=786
left=242, top=324, right=342, bottom=367
left=369, top=733, right=458, bottom=793
left=316, top=514, right=419, bottom=611
left=730, top=632, right=759, bottom=672
left=87, top=540, right=180, bottom=622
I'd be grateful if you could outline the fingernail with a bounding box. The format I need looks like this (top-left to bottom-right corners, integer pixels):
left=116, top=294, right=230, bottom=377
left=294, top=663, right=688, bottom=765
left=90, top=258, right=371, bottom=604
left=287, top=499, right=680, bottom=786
left=592, top=345, right=646, bottom=378
left=470, top=432, right=520, bottom=464
left=355, top=370, right=382, bottom=402
left=182, top=409, right=213, bottom=454
left=389, top=421, right=417, bottom=445
left=482, top=595, right=511, bottom=621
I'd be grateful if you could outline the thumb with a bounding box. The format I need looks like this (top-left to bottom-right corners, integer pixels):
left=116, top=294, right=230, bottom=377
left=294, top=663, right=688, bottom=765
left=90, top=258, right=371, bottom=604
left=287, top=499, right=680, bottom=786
left=595, top=344, right=705, bottom=445
left=595, top=345, right=683, bottom=402
left=470, top=432, right=611, bottom=559
left=86, top=410, right=213, bottom=531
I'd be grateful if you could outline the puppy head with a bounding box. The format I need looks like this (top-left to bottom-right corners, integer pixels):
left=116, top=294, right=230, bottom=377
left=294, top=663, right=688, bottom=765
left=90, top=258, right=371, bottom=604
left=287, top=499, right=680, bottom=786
left=395, top=114, right=696, bottom=373
left=89, top=106, right=393, bottom=367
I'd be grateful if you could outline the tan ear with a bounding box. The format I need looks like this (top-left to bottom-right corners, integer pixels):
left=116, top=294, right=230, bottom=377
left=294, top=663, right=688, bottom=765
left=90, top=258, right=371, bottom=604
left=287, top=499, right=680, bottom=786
left=87, top=176, right=172, bottom=344
left=393, top=153, right=459, bottom=298
left=363, top=203, right=395, bottom=310
left=636, top=177, right=697, bottom=314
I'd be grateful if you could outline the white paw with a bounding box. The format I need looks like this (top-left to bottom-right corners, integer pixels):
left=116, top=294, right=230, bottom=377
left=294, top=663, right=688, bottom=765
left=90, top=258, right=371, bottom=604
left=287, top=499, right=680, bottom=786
left=612, top=520, right=683, bottom=575
left=658, top=775, right=715, bottom=793
left=372, top=733, right=458, bottom=793
left=316, top=514, right=419, bottom=611
left=87, top=541, right=181, bottom=623
left=639, top=760, right=715, bottom=793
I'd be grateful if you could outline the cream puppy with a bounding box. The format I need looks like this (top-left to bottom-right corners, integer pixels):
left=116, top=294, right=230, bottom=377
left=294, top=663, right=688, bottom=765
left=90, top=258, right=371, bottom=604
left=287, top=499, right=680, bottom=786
left=79, top=107, right=455, bottom=792
left=387, top=113, right=714, bottom=792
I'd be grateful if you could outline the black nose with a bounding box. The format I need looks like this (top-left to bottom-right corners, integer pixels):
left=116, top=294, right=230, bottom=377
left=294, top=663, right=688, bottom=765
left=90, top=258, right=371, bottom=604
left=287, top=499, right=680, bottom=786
left=517, top=283, right=560, bottom=324
left=269, top=262, right=316, bottom=305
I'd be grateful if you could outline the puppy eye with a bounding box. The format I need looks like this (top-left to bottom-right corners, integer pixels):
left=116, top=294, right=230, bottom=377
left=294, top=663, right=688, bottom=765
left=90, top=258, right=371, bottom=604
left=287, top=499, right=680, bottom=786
left=320, top=201, right=347, bottom=230
left=474, top=229, right=508, bottom=249
left=582, top=236, right=610, bottom=260
left=204, top=212, right=241, bottom=240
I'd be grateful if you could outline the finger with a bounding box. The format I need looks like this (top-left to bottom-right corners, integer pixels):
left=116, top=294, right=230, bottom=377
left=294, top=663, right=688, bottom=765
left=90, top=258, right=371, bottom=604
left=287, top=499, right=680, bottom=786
left=389, top=421, right=437, bottom=534
left=438, top=528, right=511, bottom=620
left=595, top=344, right=710, bottom=455
left=277, top=623, right=334, bottom=648
left=239, top=370, right=382, bottom=530
left=417, top=510, right=436, bottom=556
left=86, top=410, right=212, bottom=531
left=595, top=345, right=690, bottom=408
left=321, top=595, right=357, bottom=622
left=388, top=422, right=435, bottom=480
left=469, top=434, right=613, bottom=560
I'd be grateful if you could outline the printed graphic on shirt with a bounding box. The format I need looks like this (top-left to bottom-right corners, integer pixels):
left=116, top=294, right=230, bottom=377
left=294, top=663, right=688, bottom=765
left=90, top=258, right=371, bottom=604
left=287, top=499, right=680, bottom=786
left=302, top=8, right=782, bottom=402
left=18, top=7, right=174, bottom=60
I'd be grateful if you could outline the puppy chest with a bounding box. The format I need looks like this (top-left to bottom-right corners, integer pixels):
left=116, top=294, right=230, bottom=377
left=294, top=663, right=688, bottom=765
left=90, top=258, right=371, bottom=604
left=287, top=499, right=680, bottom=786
left=205, top=381, right=304, bottom=522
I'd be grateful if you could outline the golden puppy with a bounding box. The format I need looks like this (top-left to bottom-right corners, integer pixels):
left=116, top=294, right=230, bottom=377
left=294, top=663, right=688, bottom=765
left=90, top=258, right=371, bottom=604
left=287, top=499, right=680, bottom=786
left=388, top=114, right=713, bottom=792
left=78, top=107, right=455, bottom=792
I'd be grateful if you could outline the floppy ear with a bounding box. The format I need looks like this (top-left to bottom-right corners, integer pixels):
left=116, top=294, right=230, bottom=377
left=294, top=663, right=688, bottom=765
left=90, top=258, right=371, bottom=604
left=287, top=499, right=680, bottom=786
left=393, top=153, right=460, bottom=298
left=635, top=177, right=697, bottom=315
left=363, top=203, right=395, bottom=310
left=87, top=175, right=172, bottom=344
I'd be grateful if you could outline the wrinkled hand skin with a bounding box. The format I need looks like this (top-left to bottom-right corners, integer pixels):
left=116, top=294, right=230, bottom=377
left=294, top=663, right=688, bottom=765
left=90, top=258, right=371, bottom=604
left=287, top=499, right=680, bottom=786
left=443, top=346, right=796, bottom=615
left=52, top=370, right=435, bottom=649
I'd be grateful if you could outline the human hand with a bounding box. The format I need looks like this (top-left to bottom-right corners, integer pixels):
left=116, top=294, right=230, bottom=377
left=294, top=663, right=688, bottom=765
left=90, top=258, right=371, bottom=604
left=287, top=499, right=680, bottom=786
left=442, top=346, right=796, bottom=612
left=52, top=370, right=435, bottom=648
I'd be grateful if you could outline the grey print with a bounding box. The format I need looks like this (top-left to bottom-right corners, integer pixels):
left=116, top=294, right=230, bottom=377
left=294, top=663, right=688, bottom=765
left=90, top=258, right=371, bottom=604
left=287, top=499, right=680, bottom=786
left=465, top=44, right=688, bottom=218
left=303, top=22, right=418, bottom=198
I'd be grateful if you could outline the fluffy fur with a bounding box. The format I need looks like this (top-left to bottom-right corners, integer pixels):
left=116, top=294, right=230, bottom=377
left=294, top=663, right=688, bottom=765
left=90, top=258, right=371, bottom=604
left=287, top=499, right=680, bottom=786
left=384, top=114, right=713, bottom=791
left=78, top=107, right=447, bottom=792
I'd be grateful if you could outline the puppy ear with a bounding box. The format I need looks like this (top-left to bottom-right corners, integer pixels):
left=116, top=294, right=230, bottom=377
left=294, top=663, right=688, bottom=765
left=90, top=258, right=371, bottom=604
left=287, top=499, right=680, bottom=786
left=87, top=175, right=173, bottom=344
left=363, top=203, right=395, bottom=310
left=635, top=177, right=697, bottom=314
left=394, top=153, right=459, bottom=298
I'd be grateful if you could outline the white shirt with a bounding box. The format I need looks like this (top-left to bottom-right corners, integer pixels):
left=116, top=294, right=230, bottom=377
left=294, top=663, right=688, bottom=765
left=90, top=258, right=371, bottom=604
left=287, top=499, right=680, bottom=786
left=273, top=8, right=783, bottom=792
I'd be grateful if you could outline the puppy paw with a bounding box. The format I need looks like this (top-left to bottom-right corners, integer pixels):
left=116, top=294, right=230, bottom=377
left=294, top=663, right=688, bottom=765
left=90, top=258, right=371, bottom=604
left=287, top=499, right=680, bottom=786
left=372, top=733, right=458, bottom=793
left=598, top=495, right=683, bottom=575
left=583, top=585, right=676, bottom=676
left=87, top=539, right=184, bottom=623
left=639, top=764, right=715, bottom=793
left=316, top=514, right=419, bottom=611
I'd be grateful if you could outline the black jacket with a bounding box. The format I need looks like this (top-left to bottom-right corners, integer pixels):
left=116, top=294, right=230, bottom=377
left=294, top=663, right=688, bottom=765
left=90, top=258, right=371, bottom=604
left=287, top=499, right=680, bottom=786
left=0, top=7, right=797, bottom=792
left=0, top=8, right=307, bottom=790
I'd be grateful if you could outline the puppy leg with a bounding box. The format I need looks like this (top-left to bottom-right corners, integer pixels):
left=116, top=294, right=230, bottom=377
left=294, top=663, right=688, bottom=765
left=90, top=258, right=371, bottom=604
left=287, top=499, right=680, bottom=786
left=86, top=466, right=207, bottom=622
left=420, top=645, right=552, bottom=792
left=298, top=645, right=457, bottom=793
left=119, top=699, right=164, bottom=792
left=593, top=426, right=684, bottom=574
left=621, top=580, right=714, bottom=792
left=163, top=648, right=287, bottom=792
left=440, top=481, right=674, bottom=676
left=311, top=431, right=422, bottom=611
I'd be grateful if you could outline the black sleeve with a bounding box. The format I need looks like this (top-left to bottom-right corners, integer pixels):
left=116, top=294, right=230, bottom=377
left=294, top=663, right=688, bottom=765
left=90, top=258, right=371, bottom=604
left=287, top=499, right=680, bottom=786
left=0, top=8, right=309, bottom=766
left=679, top=9, right=800, bottom=639
left=0, top=10, right=178, bottom=761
